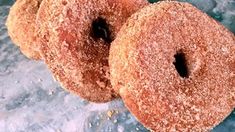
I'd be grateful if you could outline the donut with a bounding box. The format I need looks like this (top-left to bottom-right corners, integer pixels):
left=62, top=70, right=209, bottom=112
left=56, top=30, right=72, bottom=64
left=109, top=1, right=235, bottom=131
left=36, top=0, right=148, bottom=102
left=6, top=0, right=42, bottom=60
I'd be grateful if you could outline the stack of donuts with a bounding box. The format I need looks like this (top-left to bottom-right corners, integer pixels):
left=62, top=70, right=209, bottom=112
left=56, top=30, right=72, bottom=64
left=6, top=0, right=235, bottom=131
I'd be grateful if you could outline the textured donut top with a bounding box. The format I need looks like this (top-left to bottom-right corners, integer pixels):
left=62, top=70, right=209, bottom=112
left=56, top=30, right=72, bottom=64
left=109, top=1, right=235, bottom=131
left=6, top=0, right=42, bottom=59
left=36, top=0, right=148, bottom=102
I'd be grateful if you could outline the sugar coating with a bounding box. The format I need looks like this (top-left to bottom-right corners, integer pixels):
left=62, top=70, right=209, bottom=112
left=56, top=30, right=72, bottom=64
left=36, top=0, right=148, bottom=103
left=109, top=1, right=235, bottom=131
left=6, top=0, right=42, bottom=60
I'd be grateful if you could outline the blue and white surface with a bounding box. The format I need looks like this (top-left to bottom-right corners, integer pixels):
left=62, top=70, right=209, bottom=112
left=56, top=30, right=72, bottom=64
left=0, top=0, right=234, bottom=131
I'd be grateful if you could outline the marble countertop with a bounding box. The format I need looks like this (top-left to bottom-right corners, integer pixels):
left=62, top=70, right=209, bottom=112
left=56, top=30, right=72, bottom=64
left=0, top=0, right=234, bottom=132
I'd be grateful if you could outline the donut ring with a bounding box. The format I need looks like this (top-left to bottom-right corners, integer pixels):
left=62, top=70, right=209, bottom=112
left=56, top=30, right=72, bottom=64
left=36, top=0, right=148, bottom=102
left=109, top=1, right=235, bottom=131
left=6, top=0, right=42, bottom=60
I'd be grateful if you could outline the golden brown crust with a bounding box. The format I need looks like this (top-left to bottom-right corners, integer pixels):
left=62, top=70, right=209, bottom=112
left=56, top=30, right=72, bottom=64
left=6, top=0, right=42, bottom=60
left=109, top=1, right=235, bottom=131
left=36, top=0, right=148, bottom=102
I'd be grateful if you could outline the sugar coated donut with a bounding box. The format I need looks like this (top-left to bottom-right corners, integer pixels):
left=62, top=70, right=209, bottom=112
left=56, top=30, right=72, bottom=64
left=36, top=0, right=148, bottom=102
left=109, top=1, right=235, bottom=131
left=6, top=0, right=42, bottom=59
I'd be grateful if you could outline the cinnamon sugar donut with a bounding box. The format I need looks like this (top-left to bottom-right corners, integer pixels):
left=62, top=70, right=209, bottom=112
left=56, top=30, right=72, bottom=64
left=109, top=1, right=235, bottom=131
left=6, top=0, right=42, bottom=59
left=36, top=0, right=148, bottom=102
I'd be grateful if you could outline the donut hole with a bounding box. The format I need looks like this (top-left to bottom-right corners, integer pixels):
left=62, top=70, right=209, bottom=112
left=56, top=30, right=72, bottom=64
left=173, top=50, right=189, bottom=78
left=91, top=17, right=112, bottom=44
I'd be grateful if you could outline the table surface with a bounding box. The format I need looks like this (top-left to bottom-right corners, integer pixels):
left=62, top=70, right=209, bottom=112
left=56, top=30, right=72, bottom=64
left=0, top=0, right=234, bottom=132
